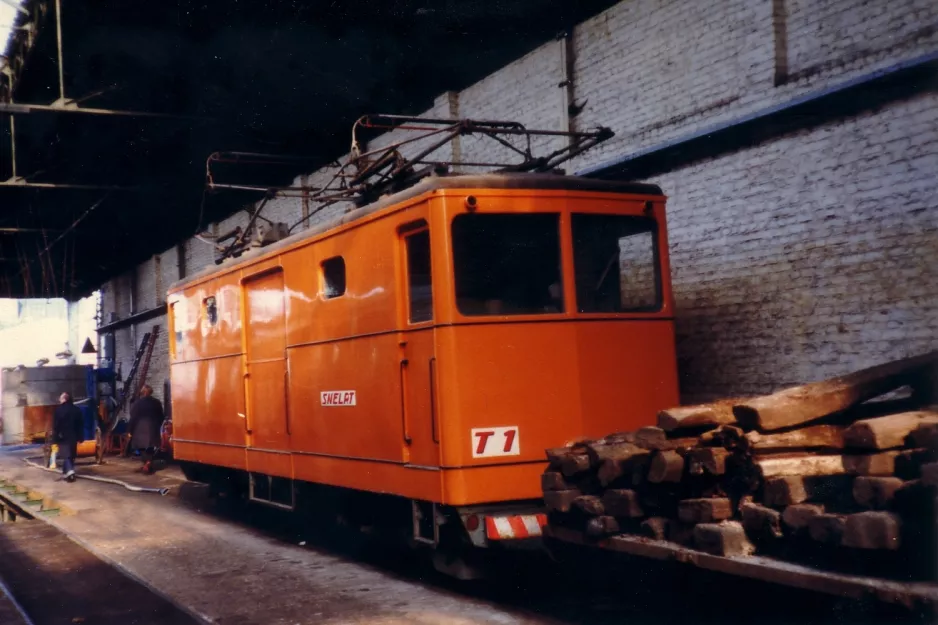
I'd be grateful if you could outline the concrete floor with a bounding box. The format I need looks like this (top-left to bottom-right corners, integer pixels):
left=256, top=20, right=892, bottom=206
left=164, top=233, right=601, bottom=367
left=0, top=585, right=29, bottom=625
left=0, top=448, right=919, bottom=625
left=0, top=450, right=571, bottom=624
left=0, top=520, right=199, bottom=624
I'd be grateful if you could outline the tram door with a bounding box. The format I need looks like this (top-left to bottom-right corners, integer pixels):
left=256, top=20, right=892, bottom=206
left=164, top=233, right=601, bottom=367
left=242, top=268, right=292, bottom=479
left=398, top=219, right=440, bottom=468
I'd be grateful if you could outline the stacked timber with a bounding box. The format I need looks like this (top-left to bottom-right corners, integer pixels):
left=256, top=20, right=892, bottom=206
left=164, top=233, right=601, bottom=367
left=542, top=350, right=938, bottom=578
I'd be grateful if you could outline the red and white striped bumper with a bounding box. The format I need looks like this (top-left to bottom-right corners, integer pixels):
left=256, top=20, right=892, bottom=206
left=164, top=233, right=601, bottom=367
left=484, top=513, right=547, bottom=540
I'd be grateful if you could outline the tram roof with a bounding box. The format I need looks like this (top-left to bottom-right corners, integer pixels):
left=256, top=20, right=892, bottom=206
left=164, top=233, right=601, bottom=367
left=170, top=172, right=664, bottom=292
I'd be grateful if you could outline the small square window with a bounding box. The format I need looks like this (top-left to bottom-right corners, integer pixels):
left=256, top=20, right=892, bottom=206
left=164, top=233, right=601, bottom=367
left=322, top=257, right=346, bottom=299
left=203, top=296, right=218, bottom=325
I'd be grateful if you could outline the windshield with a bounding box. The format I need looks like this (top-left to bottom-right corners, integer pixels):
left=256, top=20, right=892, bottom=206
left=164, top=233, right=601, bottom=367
left=572, top=214, right=660, bottom=313
left=452, top=213, right=563, bottom=316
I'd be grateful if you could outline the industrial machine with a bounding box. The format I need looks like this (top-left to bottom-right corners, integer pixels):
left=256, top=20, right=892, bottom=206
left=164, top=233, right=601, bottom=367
left=41, top=365, right=112, bottom=466
left=168, top=116, right=680, bottom=576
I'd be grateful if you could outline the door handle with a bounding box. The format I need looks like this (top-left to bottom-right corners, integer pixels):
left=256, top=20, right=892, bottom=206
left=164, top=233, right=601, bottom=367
left=284, top=368, right=291, bottom=436
left=429, top=357, right=439, bottom=444
left=241, top=370, right=251, bottom=434
left=400, top=359, right=412, bottom=444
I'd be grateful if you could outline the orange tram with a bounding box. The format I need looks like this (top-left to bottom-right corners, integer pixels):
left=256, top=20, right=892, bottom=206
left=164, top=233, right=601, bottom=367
left=168, top=166, right=679, bottom=574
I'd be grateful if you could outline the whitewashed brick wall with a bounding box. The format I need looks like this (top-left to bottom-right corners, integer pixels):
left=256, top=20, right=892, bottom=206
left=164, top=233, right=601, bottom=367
left=458, top=45, right=566, bottom=170
left=101, top=0, right=938, bottom=403
left=654, top=90, right=938, bottom=401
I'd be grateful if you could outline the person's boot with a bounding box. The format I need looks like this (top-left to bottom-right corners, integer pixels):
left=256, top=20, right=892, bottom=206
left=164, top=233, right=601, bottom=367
left=65, top=469, right=76, bottom=483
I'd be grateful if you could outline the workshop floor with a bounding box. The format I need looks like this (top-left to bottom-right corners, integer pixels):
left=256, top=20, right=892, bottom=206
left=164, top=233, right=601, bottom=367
left=0, top=448, right=912, bottom=625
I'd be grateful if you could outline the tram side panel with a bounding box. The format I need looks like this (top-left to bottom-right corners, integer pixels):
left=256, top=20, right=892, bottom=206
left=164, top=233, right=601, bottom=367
left=281, top=199, right=444, bottom=501
left=170, top=273, right=249, bottom=470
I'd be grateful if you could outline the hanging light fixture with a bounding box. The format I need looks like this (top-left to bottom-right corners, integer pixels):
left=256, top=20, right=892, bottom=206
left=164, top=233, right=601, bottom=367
left=81, top=337, right=97, bottom=354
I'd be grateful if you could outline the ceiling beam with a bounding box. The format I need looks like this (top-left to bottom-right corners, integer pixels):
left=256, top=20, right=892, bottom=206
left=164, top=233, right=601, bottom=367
left=0, top=100, right=211, bottom=120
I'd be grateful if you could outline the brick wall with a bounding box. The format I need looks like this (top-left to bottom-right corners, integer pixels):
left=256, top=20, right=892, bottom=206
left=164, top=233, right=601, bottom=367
left=102, top=253, right=179, bottom=405
left=458, top=46, right=566, bottom=170
left=786, top=0, right=938, bottom=85
left=653, top=90, right=938, bottom=401
left=99, top=0, right=938, bottom=404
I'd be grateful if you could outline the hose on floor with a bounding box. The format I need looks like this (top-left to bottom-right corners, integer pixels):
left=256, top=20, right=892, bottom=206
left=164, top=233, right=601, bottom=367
left=23, top=457, right=170, bottom=496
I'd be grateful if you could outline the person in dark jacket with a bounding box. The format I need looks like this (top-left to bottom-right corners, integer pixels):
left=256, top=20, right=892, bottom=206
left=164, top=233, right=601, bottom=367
left=52, top=392, right=84, bottom=482
left=127, top=385, right=164, bottom=474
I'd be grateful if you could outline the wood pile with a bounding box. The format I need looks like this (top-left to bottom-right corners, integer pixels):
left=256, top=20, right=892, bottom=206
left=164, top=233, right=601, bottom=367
left=542, top=350, right=938, bottom=579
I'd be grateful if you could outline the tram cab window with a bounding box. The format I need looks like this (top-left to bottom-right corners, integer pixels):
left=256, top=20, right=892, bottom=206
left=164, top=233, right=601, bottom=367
left=452, top=213, right=563, bottom=316
left=405, top=228, right=433, bottom=323
left=321, top=256, right=346, bottom=299
left=572, top=214, right=660, bottom=313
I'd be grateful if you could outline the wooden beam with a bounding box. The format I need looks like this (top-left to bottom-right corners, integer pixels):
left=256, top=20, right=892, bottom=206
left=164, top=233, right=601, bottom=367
left=781, top=503, right=825, bottom=535
left=852, top=476, right=903, bottom=510
left=763, top=475, right=852, bottom=506
left=693, top=522, right=755, bottom=556
left=741, top=502, right=784, bottom=540
left=842, top=450, right=902, bottom=476
left=754, top=454, right=848, bottom=478
left=746, top=424, right=845, bottom=453
left=601, top=489, right=644, bottom=518
left=657, top=398, right=741, bottom=433
left=843, top=411, right=938, bottom=450
left=733, top=351, right=938, bottom=431
left=842, top=511, right=902, bottom=550
left=677, top=498, right=733, bottom=524
left=647, top=450, right=684, bottom=483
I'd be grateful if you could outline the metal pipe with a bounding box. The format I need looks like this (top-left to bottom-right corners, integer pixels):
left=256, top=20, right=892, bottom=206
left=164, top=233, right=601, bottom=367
left=23, top=457, right=169, bottom=495
left=359, top=114, right=527, bottom=131
left=207, top=181, right=332, bottom=194
left=8, top=115, right=16, bottom=179
left=0, top=101, right=211, bottom=120
left=55, top=0, right=65, bottom=102
left=207, top=151, right=320, bottom=163
left=0, top=227, right=67, bottom=233
left=0, top=180, right=133, bottom=190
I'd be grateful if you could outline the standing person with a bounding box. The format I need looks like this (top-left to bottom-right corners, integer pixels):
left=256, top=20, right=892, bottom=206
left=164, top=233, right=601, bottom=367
left=127, top=385, right=164, bottom=474
left=52, top=392, right=84, bottom=483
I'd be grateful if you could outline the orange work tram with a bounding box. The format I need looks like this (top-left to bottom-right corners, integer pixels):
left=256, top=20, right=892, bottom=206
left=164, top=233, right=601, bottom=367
left=168, top=172, right=679, bottom=572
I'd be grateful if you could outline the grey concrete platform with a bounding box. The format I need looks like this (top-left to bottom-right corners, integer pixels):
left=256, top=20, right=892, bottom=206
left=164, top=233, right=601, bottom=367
left=0, top=448, right=926, bottom=625
left=0, top=520, right=199, bottom=624
left=0, top=450, right=553, bottom=624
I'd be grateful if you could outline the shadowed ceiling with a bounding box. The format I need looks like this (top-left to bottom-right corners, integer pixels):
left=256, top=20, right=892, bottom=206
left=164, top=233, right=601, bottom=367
left=0, top=0, right=619, bottom=300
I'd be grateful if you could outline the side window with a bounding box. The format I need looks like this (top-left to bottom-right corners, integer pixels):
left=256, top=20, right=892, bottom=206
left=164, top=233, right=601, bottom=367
left=404, top=226, right=433, bottom=323
left=169, top=302, right=180, bottom=360
left=322, top=256, right=346, bottom=299
left=170, top=301, right=185, bottom=360
left=203, top=296, right=218, bottom=325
